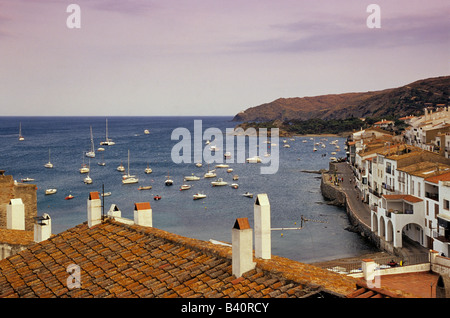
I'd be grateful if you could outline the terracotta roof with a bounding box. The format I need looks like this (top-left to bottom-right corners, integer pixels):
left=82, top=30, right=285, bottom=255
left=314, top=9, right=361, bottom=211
left=0, top=219, right=360, bottom=298
left=0, top=229, right=34, bottom=246
left=134, top=202, right=151, bottom=210
left=346, top=281, right=406, bottom=298
left=383, top=194, right=423, bottom=203
left=425, top=171, right=450, bottom=184
left=89, top=192, right=100, bottom=200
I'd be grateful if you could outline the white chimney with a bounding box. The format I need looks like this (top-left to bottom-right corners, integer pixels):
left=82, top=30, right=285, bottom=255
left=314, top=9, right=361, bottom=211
left=254, top=193, right=271, bottom=259
left=34, top=213, right=51, bottom=243
left=87, top=192, right=102, bottom=227
left=107, top=204, right=121, bottom=218
left=362, top=259, right=377, bottom=281
left=7, top=198, right=25, bottom=230
left=232, top=217, right=255, bottom=277
left=134, top=202, right=152, bottom=227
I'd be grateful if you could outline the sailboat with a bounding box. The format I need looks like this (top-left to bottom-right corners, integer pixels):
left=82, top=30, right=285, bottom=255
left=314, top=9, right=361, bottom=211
left=117, top=161, right=125, bottom=172
left=145, top=163, right=152, bottom=174
left=85, top=126, right=95, bottom=158
left=313, top=138, right=317, bottom=152
left=122, top=150, right=138, bottom=184
left=97, top=152, right=105, bottom=166
left=165, top=171, right=173, bottom=186
left=79, top=152, right=89, bottom=174
left=100, top=118, right=115, bottom=146
left=18, top=122, right=24, bottom=141
left=44, top=149, right=54, bottom=168
left=84, top=159, right=92, bottom=184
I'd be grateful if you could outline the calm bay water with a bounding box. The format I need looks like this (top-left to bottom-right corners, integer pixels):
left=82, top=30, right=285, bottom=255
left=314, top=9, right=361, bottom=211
left=0, top=116, right=376, bottom=263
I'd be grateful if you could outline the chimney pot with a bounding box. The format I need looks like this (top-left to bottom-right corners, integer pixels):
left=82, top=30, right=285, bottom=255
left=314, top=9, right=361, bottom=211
left=87, top=192, right=102, bottom=227
left=107, top=204, right=121, bottom=218
left=362, top=259, right=377, bottom=282
left=7, top=198, right=25, bottom=230
left=134, top=202, right=152, bottom=227
left=254, top=194, right=271, bottom=259
left=34, top=213, right=51, bottom=243
left=232, top=217, right=255, bottom=277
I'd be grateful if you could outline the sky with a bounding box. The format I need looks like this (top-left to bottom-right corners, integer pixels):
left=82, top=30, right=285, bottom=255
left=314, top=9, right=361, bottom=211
left=0, top=0, right=449, bottom=116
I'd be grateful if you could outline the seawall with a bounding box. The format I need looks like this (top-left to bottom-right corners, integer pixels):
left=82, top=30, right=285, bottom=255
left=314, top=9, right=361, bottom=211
left=320, top=171, right=381, bottom=249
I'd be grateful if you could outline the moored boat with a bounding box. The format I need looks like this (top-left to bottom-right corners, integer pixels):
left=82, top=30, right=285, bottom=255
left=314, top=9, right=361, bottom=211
left=180, top=184, right=191, bottom=191
left=211, top=178, right=227, bottom=186
left=193, top=193, right=206, bottom=200
left=45, top=188, right=57, bottom=195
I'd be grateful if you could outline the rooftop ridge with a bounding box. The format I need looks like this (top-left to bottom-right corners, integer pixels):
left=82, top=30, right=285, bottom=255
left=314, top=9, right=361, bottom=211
left=106, top=219, right=358, bottom=295
left=0, top=218, right=362, bottom=298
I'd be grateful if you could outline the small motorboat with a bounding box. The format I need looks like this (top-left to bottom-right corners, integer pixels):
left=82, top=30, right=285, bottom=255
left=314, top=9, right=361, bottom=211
left=195, top=162, right=203, bottom=167
left=204, top=170, right=216, bottom=178
left=21, top=177, right=35, bottom=182
left=180, top=184, right=191, bottom=191
left=138, top=185, right=152, bottom=190
left=227, top=168, right=233, bottom=173
left=45, top=188, right=57, bottom=195
left=101, top=192, right=111, bottom=197
left=65, top=194, right=74, bottom=200
left=215, top=164, right=229, bottom=168
left=242, top=192, right=253, bottom=198
left=193, top=193, right=206, bottom=200
left=232, top=175, right=239, bottom=181
left=211, top=178, right=227, bottom=186
left=153, top=195, right=162, bottom=200
left=184, top=174, right=200, bottom=181
left=231, top=183, right=239, bottom=189
left=246, top=156, right=261, bottom=163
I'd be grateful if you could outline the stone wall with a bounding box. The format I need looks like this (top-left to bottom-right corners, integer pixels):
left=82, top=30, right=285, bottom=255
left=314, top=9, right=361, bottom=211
left=0, top=173, right=37, bottom=231
left=320, top=172, right=380, bottom=249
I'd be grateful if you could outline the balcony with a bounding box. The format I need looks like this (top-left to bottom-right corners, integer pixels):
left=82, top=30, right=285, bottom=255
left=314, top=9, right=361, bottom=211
left=425, top=192, right=439, bottom=201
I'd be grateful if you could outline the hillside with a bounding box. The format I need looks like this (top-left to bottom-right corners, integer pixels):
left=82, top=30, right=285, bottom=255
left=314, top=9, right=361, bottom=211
left=233, top=76, right=450, bottom=122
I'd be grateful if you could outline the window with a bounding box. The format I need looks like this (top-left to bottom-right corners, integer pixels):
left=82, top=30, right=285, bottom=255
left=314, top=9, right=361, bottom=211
left=444, top=199, right=450, bottom=210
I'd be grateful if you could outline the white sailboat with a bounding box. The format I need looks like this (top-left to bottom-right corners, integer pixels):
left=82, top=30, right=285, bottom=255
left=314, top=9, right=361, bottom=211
left=122, top=150, right=138, bottom=184
left=44, top=149, right=54, bottom=168
left=79, top=152, right=89, bottom=174
left=100, top=118, right=115, bottom=146
left=86, top=126, right=95, bottom=158
left=145, top=163, right=152, bottom=174
left=97, top=152, right=105, bottom=166
left=84, top=159, right=92, bottom=184
left=117, top=161, right=125, bottom=172
left=18, top=122, right=24, bottom=141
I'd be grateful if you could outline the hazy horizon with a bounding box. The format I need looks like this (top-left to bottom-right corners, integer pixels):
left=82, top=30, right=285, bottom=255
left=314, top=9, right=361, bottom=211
left=1, top=0, right=448, bottom=116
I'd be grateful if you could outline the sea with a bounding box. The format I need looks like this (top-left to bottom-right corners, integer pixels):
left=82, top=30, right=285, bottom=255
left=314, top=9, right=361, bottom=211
left=0, top=116, right=377, bottom=263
